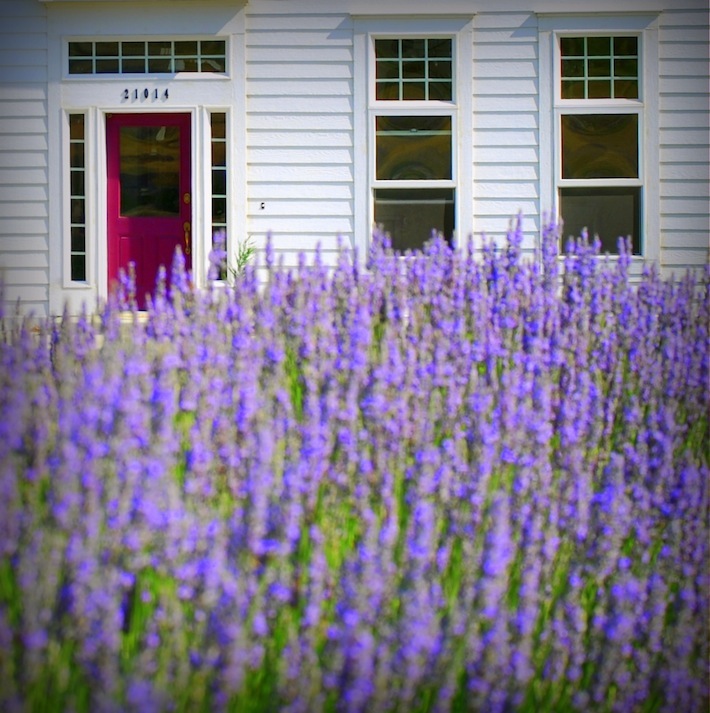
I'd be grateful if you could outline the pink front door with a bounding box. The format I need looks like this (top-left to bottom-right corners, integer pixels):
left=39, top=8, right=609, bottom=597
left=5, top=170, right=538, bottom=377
left=107, top=113, right=191, bottom=308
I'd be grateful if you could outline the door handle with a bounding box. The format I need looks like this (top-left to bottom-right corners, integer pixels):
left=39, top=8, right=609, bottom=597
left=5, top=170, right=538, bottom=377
left=183, top=221, right=191, bottom=256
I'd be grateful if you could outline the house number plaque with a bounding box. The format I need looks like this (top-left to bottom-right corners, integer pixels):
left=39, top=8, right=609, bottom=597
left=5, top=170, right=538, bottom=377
left=122, top=88, right=169, bottom=101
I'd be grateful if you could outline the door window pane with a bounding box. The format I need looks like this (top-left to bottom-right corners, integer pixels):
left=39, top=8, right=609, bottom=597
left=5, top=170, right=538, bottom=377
left=562, top=114, right=638, bottom=179
left=119, top=126, right=180, bottom=216
left=376, top=116, right=452, bottom=180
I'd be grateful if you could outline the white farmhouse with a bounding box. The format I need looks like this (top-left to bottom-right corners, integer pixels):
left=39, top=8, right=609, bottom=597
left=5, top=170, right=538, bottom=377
left=0, top=0, right=708, bottom=314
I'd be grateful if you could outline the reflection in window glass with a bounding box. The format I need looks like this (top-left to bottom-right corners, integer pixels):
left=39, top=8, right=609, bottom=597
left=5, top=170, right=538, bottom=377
left=560, top=187, right=640, bottom=254
left=374, top=188, right=454, bottom=251
left=376, top=116, right=452, bottom=180
left=119, top=126, right=180, bottom=217
left=561, top=114, right=638, bottom=179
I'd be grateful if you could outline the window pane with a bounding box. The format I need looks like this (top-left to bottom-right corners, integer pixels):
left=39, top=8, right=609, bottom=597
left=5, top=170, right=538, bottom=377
left=560, top=37, right=584, bottom=57
left=588, top=80, right=611, bottom=98
left=402, top=39, right=425, bottom=58
left=374, top=188, right=454, bottom=251
left=587, top=37, right=610, bottom=56
left=562, top=59, right=584, bottom=78
left=562, top=114, right=638, bottom=179
left=402, top=82, right=426, bottom=100
left=588, top=58, right=610, bottom=77
left=71, top=198, right=85, bottom=223
left=96, top=42, right=118, bottom=57
left=211, top=112, right=226, bottom=139
left=70, top=142, right=85, bottom=167
left=561, top=80, right=584, bottom=100
left=376, top=61, right=399, bottom=79
left=122, top=58, right=145, bottom=73
left=614, top=36, right=638, bottom=56
left=69, top=59, right=92, bottom=75
left=376, top=82, right=400, bottom=100
left=375, top=39, right=399, bottom=59
left=96, top=59, right=119, bottom=74
left=428, top=82, right=452, bottom=101
left=148, top=58, right=172, bottom=73
left=200, top=40, right=226, bottom=56
left=201, top=57, right=225, bottom=72
left=71, top=226, right=85, bottom=253
left=560, top=187, right=640, bottom=254
left=402, top=60, right=425, bottom=79
left=428, top=38, right=451, bottom=58
left=615, top=58, right=638, bottom=78
left=429, top=59, right=452, bottom=79
left=175, top=58, right=198, bottom=72
left=69, top=42, right=92, bottom=57
left=212, top=168, right=227, bottom=195
left=212, top=197, right=226, bottom=223
left=69, top=114, right=85, bottom=140
left=148, top=41, right=172, bottom=57
left=614, top=80, right=638, bottom=99
left=211, top=140, right=226, bottom=166
left=122, top=42, right=145, bottom=56
left=70, top=255, right=86, bottom=282
left=175, top=41, right=198, bottom=56
left=376, top=116, right=452, bottom=180
left=119, top=126, right=180, bottom=217
left=70, top=170, right=85, bottom=196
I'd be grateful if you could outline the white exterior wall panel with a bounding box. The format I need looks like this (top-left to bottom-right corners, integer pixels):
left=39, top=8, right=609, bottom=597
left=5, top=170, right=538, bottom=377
left=472, top=13, right=540, bottom=250
left=245, top=10, right=354, bottom=265
left=0, top=0, right=49, bottom=317
left=657, top=8, right=710, bottom=279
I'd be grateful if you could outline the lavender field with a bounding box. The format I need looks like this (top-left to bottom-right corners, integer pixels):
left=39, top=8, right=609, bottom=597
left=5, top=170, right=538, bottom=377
left=1, top=219, right=708, bottom=713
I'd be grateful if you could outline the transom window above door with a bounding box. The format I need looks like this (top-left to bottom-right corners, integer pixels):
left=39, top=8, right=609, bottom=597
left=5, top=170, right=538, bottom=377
left=68, top=39, right=227, bottom=75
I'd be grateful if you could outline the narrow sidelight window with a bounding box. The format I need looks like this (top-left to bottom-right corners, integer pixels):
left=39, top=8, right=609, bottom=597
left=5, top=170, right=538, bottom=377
left=69, top=114, right=87, bottom=281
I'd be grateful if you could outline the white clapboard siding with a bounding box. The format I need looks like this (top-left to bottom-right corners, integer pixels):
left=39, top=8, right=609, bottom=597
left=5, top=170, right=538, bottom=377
left=472, top=13, right=541, bottom=250
left=0, top=0, right=48, bottom=317
left=658, top=7, right=710, bottom=280
left=246, top=8, right=355, bottom=265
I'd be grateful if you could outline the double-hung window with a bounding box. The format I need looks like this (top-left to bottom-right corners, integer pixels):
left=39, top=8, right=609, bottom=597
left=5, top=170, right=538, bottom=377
left=355, top=17, right=472, bottom=255
left=540, top=15, right=660, bottom=262
left=540, top=15, right=660, bottom=260
left=373, top=38, right=456, bottom=251
left=557, top=34, right=644, bottom=254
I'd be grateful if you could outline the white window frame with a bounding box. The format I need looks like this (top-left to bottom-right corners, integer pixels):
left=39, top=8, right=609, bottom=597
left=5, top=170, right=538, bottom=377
left=353, top=16, right=473, bottom=258
left=539, top=14, right=659, bottom=264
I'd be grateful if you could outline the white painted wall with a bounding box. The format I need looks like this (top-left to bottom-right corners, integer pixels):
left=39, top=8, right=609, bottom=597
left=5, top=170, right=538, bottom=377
left=0, top=0, right=49, bottom=317
left=472, top=11, right=541, bottom=252
left=657, top=5, right=710, bottom=280
left=245, top=8, right=355, bottom=266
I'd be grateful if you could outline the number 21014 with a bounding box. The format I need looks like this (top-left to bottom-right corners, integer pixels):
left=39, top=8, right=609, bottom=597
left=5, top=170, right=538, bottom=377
left=122, top=88, right=169, bottom=100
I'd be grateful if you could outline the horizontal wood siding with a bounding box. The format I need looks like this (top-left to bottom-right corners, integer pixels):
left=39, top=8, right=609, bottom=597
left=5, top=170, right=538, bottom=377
left=472, top=13, right=541, bottom=252
left=245, top=10, right=354, bottom=266
left=0, top=0, right=48, bottom=317
left=658, top=8, right=710, bottom=279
